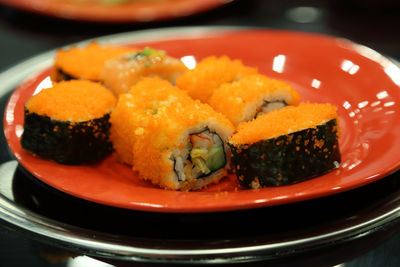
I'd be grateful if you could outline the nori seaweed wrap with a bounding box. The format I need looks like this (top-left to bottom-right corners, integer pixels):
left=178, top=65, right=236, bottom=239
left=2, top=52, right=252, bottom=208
left=228, top=103, right=341, bottom=188
left=21, top=80, right=117, bottom=165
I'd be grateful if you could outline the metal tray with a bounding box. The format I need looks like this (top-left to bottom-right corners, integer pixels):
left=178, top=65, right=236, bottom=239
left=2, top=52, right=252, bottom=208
left=0, top=161, right=399, bottom=265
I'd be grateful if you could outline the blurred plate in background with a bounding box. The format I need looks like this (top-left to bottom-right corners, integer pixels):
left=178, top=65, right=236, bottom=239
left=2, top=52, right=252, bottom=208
left=0, top=0, right=233, bottom=23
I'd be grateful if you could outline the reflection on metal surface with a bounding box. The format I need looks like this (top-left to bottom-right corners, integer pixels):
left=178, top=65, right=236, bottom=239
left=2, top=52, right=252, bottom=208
left=0, top=161, right=18, bottom=201
left=180, top=55, right=197, bottom=70
left=285, top=7, right=321, bottom=23
left=272, top=54, right=286, bottom=73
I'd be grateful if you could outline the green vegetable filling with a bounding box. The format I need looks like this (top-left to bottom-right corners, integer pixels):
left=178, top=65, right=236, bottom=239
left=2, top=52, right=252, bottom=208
left=124, top=47, right=166, bottom=61
left=190, top=146, right=225, bottom=175
left=135, top=47, right=166, bottom=59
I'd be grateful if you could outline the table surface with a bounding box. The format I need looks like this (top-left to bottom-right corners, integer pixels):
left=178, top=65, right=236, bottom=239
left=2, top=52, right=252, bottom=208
left=0, top=0, right=400, bottom=266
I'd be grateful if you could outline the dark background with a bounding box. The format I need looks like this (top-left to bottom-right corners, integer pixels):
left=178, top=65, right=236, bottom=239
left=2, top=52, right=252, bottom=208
left=0, top=0, right=400, bottom=266
left=1, top=0, right=400, bottom=72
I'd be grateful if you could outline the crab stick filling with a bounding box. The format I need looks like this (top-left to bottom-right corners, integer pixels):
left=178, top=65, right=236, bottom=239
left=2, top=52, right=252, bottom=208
left=174, top=130, right=225, bottom=181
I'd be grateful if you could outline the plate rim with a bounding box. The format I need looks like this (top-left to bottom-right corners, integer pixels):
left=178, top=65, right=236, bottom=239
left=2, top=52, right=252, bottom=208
left=3, top=26, right=400, bottom=213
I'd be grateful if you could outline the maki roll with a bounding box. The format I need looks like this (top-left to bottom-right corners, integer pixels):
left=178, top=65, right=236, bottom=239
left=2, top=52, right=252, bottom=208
left=132, top=98, right=234, bottom=191
left=21, top=80, right=117, bottom=164
left=110, top=77, right=190, bottom=165
left=100, top=47, right=188, bottom=96
left=110, top=77, right=234, bottom=190
left=176, top=56, right=258, bottom=103
left=209, top=74, right=301, bottom=127
left=228, top=103, right=341, bottom=189
left=51, top=42, right=134, bottom=82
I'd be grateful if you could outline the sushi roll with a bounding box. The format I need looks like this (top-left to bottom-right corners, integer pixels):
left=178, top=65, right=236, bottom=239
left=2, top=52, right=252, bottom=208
left=228, top=103, right=341, bottom=189
left=110, top=77, right=190, bottom=165
left=132, top=98, right=234, bottom=191
left=208, top=74, right=301, bottom=127
left=176, top=56, right=258, bottom=103
left=100, top=47, right=188, bottom=96
left=21, top=80, right=117, bottom=165
left=110, top=77, right=234, bottom=190
left=51, top=42, right=134, bottom=82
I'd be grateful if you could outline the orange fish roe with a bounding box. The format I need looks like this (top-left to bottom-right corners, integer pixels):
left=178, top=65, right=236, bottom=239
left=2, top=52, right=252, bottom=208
left=110, top=77, right=189, bottom=165
left=126, top=79, right=233, bottom=149
left=133, top=97, right=233, bottom=147
left=176, top=56, right=258, bottom=103
left=109, top=93, right=145, bottom=165
left=25, top=80, right=116, bottom=122
left=229, top=103, right=338, bottom=146
left=51, top=42, right=134, bottom=81
left=209, top=74, right=301, bottom=126
left=109, top=77, right=234, bottom=189
left=127, top=76, right=191, bottom=109
left=132, top=96, right=234, bottom=190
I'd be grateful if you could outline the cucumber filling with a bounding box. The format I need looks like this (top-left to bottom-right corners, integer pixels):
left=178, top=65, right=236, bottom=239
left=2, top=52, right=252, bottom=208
left=190, top=146, right=225, bottom=175
left=174, top=130, right=226, bottom=181
left=125, top=47, right=166, bottom=61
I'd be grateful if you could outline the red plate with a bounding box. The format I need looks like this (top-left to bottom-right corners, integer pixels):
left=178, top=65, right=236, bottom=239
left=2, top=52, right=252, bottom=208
left=0, top=0, right=231, bottom=23
left=4, top=28, right=400, bottom=213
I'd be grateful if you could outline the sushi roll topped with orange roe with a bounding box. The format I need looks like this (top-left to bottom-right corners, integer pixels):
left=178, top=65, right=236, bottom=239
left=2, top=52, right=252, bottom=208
left=51, top=42, right=134, bottom=82
left=229, top=103, right=338, bottom=146
left=176, top=55, right=258, bottom=103
left=21, top=80, right=117, bottom=164
left=110, top=77, right=234, bottom=190
left=25, top=80, right=116, bottom=122
left=109, top=77, right=191, bottom=165
left=131, top=95, right=235, bottom=190
left=209, top=74, right=301, bottom=127
left=229, top=103, right=341, bottom=189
